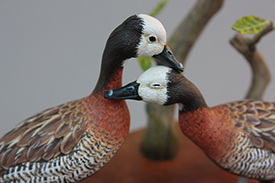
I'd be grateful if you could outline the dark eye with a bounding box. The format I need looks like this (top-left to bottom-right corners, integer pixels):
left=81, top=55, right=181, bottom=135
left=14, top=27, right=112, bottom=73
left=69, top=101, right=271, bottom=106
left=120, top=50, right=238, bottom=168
left=148, top=35, right=157, bottom=43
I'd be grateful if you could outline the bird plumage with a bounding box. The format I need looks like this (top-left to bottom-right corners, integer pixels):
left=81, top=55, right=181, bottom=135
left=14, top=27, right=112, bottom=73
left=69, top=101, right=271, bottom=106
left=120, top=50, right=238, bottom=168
left=0, top=14, right=182, bottom=182
left=179, top=100, right=275, bottom=181
left=0, top=71, right=129, bottom=182
left=104, top=66, right=275, bottom=182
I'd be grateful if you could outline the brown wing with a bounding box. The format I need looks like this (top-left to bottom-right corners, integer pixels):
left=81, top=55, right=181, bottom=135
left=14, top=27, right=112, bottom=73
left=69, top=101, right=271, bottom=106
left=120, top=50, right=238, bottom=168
left=220, top=99, right=275, bottom=152
left=0, top=99, right=89, bottom=176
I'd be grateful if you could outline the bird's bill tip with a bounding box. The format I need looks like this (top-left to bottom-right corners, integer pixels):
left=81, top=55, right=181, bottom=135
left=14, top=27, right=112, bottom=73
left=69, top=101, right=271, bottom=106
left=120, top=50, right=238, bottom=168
left=104, top=81, right=142, bottom=100
left=153, top=45, right=183, bottom=72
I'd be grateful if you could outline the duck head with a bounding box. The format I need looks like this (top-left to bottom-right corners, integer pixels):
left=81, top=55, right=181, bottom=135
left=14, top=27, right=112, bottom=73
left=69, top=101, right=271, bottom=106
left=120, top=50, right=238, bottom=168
left=104, top=66, right=207, bottom=113
left=135, top=14, right=182, bottom=71
left=101, top=14, right=183, bottom=73
left=95, top=14, right=183, bottom=93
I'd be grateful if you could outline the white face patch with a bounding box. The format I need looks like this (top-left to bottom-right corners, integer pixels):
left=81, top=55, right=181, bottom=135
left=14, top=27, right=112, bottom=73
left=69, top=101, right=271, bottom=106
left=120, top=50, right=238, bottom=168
left=136, top=14, right=167, bottom=57
left=137, top=66, right=172, bottom=105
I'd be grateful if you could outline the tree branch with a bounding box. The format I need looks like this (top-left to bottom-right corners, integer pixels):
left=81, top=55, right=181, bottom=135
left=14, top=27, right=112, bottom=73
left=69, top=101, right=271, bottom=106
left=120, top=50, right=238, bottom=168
left=160, top=0, right=224, bottom=65
left=230, top=22, right=274, bottom=99
left=142, top=0, right=225, bottom=160
left=251, top=21, right=275, bottom=47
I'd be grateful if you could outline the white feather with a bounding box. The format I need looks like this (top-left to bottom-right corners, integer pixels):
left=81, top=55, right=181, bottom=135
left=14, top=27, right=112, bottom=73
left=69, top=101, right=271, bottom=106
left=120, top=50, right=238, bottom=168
left=137, top=66, right=171, bottom=105
left=136, top=14, right=167, bottom=57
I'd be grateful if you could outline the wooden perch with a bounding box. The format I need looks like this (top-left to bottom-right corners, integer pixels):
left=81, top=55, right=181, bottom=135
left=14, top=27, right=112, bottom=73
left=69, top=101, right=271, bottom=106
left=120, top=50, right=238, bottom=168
left=141, top=0, right=225, bottom=160
left=168, top=0, right=224, bottom=65
left=140, top=103, right=179, bottom=160
left=230, top=22, right=274, bottom=99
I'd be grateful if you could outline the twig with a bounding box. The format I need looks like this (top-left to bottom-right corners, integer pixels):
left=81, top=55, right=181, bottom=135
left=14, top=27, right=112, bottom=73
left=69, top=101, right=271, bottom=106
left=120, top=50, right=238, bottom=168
left=251, top=21, right=275, bottom=48
left=230, top=23, right=274, bottom=99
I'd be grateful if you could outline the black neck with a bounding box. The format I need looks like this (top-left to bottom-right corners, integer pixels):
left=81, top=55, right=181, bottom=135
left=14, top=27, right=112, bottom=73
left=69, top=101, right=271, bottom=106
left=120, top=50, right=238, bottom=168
left=93, top=15, right=143, bottom=94
left=93, top=50, right=125, bottom=94
left=166, top=70, right=208, bottom=113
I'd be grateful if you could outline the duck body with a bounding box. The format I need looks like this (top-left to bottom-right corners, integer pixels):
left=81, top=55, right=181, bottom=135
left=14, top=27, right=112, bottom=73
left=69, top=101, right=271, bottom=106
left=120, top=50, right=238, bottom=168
left=179, top=100, right=275, bottom=181
left=0, top=88, right=129, bottom=182
left=104, top=66, right=275, bottom=182
left=0, top=55, right=129, bottom=183
left=0, top=15, right=183, bottom=182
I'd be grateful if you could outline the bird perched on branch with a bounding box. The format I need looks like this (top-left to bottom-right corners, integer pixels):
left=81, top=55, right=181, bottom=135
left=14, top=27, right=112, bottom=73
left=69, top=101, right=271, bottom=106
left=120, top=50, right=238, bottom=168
left=0, top=15, right=183, bottom=183
left=105, top=66, right=275, bottom=183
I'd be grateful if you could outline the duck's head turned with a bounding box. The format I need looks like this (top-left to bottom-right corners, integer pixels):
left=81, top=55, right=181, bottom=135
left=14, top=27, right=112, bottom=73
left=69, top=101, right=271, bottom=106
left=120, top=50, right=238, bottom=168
left=104, top=66, right=207, bottom=113
left=135, top=14, right=179, bottom=66
left=101, top=14, right=183, bottom=72
left=95, top=14, right=183, bottom=94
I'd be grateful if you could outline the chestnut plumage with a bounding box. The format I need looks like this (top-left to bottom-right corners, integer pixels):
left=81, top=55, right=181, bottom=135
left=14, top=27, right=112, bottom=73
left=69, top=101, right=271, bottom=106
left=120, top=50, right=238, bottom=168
left=0, top=15, right=182, bottom=182
left=105, top=66, right=275, bottom=183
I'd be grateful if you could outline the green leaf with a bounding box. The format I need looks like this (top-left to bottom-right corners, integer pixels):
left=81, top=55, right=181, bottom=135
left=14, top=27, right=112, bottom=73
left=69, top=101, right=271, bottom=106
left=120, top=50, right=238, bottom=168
left=232, top=16, right=271, bottom=34
left=150, top=0, right=169, bottom=17
left=137, top=57, right=153, bottom=71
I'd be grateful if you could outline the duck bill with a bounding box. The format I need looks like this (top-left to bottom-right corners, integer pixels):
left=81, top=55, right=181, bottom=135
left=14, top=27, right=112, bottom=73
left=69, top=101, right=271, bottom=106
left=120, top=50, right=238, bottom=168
left=104, top=81, right=142, bottom=100
left=153, top=45, right=183, bottom=72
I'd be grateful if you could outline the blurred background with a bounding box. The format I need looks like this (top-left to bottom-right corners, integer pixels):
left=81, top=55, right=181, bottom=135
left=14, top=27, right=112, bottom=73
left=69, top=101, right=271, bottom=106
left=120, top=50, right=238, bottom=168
left=1, top=1, right=275, bottom=136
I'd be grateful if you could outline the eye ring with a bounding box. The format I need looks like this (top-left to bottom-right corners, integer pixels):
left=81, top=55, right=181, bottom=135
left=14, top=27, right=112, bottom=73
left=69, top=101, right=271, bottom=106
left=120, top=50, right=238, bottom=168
left=147, top=35, right=157, bottom=43
left=150, top=83, right=163, bottom=89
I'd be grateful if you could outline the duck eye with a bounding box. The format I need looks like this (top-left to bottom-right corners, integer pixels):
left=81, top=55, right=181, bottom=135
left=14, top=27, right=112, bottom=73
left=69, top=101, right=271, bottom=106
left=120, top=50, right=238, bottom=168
left=150, top=83, right=162, bottom=89
left=148, top=35, right=157, bottom=43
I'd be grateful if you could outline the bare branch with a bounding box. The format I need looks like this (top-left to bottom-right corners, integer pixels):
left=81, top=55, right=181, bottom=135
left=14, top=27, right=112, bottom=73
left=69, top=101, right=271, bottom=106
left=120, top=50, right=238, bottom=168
left=230, top=33, right=272, bottom=99
left=143, top=0, right=225, bottom=160
left=167, top=0, right=224, bottom=65
left=251, top=21, right=275, bottom=46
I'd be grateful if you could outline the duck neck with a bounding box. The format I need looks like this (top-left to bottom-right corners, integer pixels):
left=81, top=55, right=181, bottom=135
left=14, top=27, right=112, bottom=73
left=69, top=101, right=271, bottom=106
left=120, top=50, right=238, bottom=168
left=167, top=72, right=208, bottom=113
left=93, top=55, right=125, bottom=94
left=170, top=75, right=231, bottom=160
left=178, top=106, right=232, bottom=160
left=93, top=17, right=141, bottom=94
left=93, top=35, right=132, bottom=94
